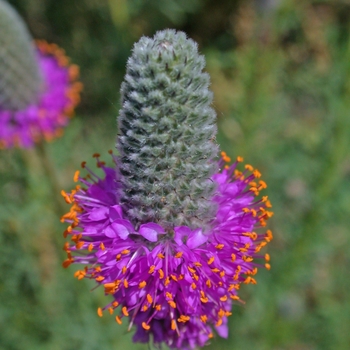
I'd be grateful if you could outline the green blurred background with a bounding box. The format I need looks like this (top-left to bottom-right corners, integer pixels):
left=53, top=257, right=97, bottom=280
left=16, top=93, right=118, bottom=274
left=1, top=0, right=350, bottom=349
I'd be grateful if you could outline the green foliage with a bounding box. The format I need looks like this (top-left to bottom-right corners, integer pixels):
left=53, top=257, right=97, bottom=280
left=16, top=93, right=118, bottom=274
left=0, top=0, right=41, bottom=110
left=1, top=0, right=350, bottom=349
left=117, top=30, right=218, bottom=230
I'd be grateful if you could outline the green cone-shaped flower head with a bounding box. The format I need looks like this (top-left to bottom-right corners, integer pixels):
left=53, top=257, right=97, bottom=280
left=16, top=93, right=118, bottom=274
left=117, top=29, right=218, bottom=231
left=0, top=0, right=41, bottom=110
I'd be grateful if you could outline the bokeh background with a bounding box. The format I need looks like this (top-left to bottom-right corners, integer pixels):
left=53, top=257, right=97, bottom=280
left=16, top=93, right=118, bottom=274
left=1, top=0, right=350, bottom=349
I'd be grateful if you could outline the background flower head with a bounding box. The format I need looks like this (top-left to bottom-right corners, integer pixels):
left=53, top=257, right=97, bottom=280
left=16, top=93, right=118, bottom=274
left=0, top=0, right=82, bottom=149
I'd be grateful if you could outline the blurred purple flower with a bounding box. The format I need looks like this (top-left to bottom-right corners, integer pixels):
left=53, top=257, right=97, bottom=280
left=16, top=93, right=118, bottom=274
left=0, top=41, right=82, bottom=149
left=62, top=152, right=273, bottom=349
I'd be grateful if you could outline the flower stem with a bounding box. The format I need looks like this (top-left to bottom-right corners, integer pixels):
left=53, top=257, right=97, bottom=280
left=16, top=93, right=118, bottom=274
left=34, top=140, right=66, bottom=216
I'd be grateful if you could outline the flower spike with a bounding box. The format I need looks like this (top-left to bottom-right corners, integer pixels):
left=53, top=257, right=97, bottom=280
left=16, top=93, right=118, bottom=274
left=62, top=30, right=273, bottom=350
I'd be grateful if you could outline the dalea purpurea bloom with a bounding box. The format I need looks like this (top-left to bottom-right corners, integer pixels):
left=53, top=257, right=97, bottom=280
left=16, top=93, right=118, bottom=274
left=0, top=0, right=82, bottom=149
left=61, top=30, right=273, bottom=349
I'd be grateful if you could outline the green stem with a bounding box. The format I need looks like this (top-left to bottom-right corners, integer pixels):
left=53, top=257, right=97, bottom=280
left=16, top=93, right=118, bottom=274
left=34, top=141, right=67, bottom=216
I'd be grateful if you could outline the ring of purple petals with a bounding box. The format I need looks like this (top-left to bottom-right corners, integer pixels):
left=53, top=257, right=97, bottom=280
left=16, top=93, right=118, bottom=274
left=61, top=151, right=273, bottom=349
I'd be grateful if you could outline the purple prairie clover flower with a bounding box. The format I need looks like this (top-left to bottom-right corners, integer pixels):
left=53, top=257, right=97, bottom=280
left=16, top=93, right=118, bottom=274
left=0, top=41, right=82, bottom=149
left=61, top=151, right=273, bottom=349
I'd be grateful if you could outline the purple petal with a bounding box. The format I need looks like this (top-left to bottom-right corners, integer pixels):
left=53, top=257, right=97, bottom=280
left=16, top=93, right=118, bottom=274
left=109, top=205, right=123, bottom=221
left=139, top=223, right=164, bottom=242
left=174, top=226, right=192, bottom=246
left=141, top=223, right=165, bottom=233
left=104, top=219, right=133, bottom=239
left=88, top=207, right=108, bottom=221
left=186, top=229, right=208, bottom=249
left=216, top=322, right=229, bottom=338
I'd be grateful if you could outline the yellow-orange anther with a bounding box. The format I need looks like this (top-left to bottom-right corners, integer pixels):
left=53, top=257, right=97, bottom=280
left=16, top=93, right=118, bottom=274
left=63, top=226, right=72, bottom=238
left=259, top=180, right=267, bottom=189
left=147, top=294, right=153, bottom=304
left=108, top=307, right=114, bottom=315
left=115, top=316, right=122, bottom=324
left=74, top=270, right=85, bottom=280
left=99, top=242, right=105, bottom=250
left=194, top=262, right=202, bottom=267
left=168, top=301, right=176, bottom=309
left=206, top=279, right=212, bottom=288
left=122, top=266, right=127, bottom=274
left=62, top=258, right=74, bottom=268
left=123, top=279, right=129, bottom=288
left=171, top=319, right=177, bottom=330
left=158, top=269, right=164, bottom=279
left=88, top=243, right=93, bottom=251
left=218, top=309, right=225, bottom=318
left=216, top=319, right=223, bottom=327
left=243, top=255, right=253, bottom=262
left=148, top=265, right=155, bottom=274
left=76, top=241, right=84, bottom=249
left=215, top=244, right=224, bottom=250
left=245, top=164, right=253, bottom=171
left=244, top=277, right=251, bottom=284
left=178, top=315, right=190, bottom=323
left=265, top=263, right=271, bottom=270
left=253, top=169, right=261, bottom=178
left=188, top=266, right=196, bottom=274
left=97, top=307, right=103, bottom=317
left=157, top=253, right=165, bottom=259
left=265, top=230, right=273, bottom=242
left=122, top=306, right=129, bottom=316
left=139, top=281, right=146, bottom=289
left=121, top=249, right=130, bottom=255
left=112, top=301, right=119, bottom=307
left=231, top=253, right=236, bottom=261
left=191, top=282, right=197, bottom=289
left=260, top=218, right=267, bottom=226
left=200, top=315, right=208, bottom=323
left=236, top=156, right=244, bottom=162
left=71, top=233, right=82, bottom=243
left=104, top=282, right=116, bottom=291
left=95, top=276, right=105, bottom=282
left=208, top=332, right=214, bottom=339
left=228, top=284, right=237, bottom=291
left=200, top=291, right=208, bottom=303
left=73, top=170, right=80, bottom=182
left=175, top=252, right=183, bottom=258
left=220, top=295, right=228, bottom=302
left=265, top=253, right=270, bottom=261
left=142, top=322, right=150, bottom=330
left=93, top=153, right=100, bottom=158
left=207, top=256, right=215, bottom=265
